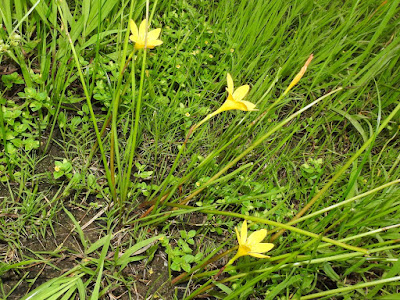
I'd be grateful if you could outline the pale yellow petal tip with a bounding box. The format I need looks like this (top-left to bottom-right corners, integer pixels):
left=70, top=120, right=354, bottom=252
left=305, top=53, right=314, bottom=68
left=241, top=220, right=247, bottom=244
left=130, top=19, right=137, bottom=28
left=227, top=73, right=234, bottom=94
left=139, top=19, right=147, bottom=30
left=284, top=53, right=314, bottom=94
left=235, top=227, right=241, bottom=244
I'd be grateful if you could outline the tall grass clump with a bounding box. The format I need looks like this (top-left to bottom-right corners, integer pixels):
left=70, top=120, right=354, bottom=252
left=0, top=0, right=400, bottom=299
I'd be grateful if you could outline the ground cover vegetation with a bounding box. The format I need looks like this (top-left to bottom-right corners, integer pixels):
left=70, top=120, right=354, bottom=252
left=0, top=0, right=400, bottom=298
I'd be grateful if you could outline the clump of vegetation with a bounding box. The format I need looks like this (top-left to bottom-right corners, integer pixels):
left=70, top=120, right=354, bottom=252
left=1, top=0, right=400, bottom=299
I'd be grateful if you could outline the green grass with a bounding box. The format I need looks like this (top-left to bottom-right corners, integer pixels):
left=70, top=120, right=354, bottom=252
left=1, top=0, right=400, bottom=299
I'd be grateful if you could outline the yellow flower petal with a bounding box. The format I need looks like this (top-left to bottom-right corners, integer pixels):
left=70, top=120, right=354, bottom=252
left=232, top=84, right=250, bottom=102
left=235, top=227, right=241, bottom=244
left=138, top=19, right=147, bottom=41
left=240, top=100, right=258, bottom=111
left=241, top=220, right=248, bottom=245
left=247, top=229, right=267, bottom=245
left=250, top=243, right=274, bottom=253
left=129, top=20, right=138, bottom=42
left=146, top=39, right=163, bottom=49
left=218, top=99, right=248, bottom=112
left=248, top=253, right=270, bottom=259
left=147, top=28, right=161, bottom=40
left=227, top=73, right=234, bottom=95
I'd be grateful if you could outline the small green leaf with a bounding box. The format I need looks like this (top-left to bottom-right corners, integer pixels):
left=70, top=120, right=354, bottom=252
left=10, top=138, right=23, bottom=147
left=171, top=261, right=181, bottom=271
left=30, top=101, right=43, bottom=112
left=24, top=138, right=39, bottom=151
left=181, top=262, right=191, bottom=272
left=54, top=171, right=64, bottom=179
left=4, top=109, right=22, bottom=120
left=14, top=123, right=29, bottom=133
left=35, top=91, right=48, bottom=101
left=6, top=143, right=17, bottom=155
left=24, top=87, right=37, bottom=99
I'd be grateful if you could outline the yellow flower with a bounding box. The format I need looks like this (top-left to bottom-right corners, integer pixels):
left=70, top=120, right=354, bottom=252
left=129, top=19, right=163, bottom=50
left=54, top=166, right=60, bottom=172
left=189, top=73, right=257, bottom=136
left=227, top=220, right=274, bottom=266
left=217, top=73, right=257, bottom=113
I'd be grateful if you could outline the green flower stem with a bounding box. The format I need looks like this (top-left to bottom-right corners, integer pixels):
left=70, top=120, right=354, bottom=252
left=198, top=207, right=367, bottom=253
left=109, top=5, right=139, bottom=204
left=292, top=179, right=400, bottom=226
left=143, top=82, right=285, bottom=211
left=191, top=244, right=400, bottom=283
left=56, top=4, right=115, bottom=200
left=300, top=276, right=400, bottom=299
left=119, top=52, right=137, bottom=203
left=191, top=110, right=222, bottom=134
left=187, top=252, right=298, bottom=300
left=84, top=50, right=135, bottom=173
left=317, top=223, right=400, bottom=250
left=121, top=48, right=148, bottom=204
left=179, top=88, right=343, bottom=207
left=121, top=1, right=160, bottom=206
left=168, top=203, right=366, bottom=253
left=188, top=78, right=282, bottom=141
left=115, top=0, right=159, bottom=206
left=86, top=0, right=158, bottom=170
left=271, top=97, right=400, bottom=242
